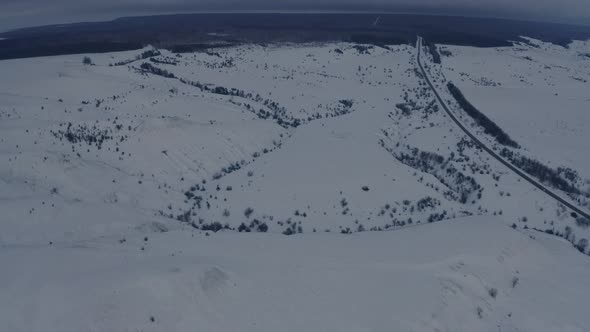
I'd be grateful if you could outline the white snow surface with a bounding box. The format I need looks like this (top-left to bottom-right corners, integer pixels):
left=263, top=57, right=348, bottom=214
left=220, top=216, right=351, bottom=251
left=1, top=39, right=590, bottom=331
left=2, top=216, right=590, bottom=332
left=439, top=38, right=590, bottom=177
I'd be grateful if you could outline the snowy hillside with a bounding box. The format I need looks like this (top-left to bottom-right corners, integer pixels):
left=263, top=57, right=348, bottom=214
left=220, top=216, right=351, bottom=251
left=1, top=36, right=590, bottom=331
left=2, top=216, right=590, bottom=332
left=421, top=37, right=590, bottom=250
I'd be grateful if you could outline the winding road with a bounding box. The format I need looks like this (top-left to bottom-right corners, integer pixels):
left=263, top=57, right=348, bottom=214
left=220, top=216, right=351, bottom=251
left=415, top=36, right=590, bottom=220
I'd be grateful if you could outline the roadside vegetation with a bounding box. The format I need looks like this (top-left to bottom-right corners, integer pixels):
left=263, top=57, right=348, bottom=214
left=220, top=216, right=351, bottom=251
left=447, top=82, right=519, bottom=148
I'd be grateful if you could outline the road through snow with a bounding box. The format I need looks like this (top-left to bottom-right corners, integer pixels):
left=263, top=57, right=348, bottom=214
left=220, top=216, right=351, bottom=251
left=415, top=36, right=590, bottom=221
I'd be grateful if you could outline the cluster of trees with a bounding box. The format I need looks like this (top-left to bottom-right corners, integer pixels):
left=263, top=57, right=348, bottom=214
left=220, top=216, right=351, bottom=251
left=212, top=86, right=230, bottom=95
left=141, top=61, right=303, bottom=130
left=139, top=62, right=176, bottom=78
left=150, top=57, right=177, bottom=66
left=141, top=62, right=353, bottom=130
left=212, top=160, right=246, bottom=180
left=238, top=219, right=269, bottom=233
left=50, top=122, right=124, bottom=150
left=384, top=144, right=482, bottom=204
left=395, top=147, right=445, bottom=171
left=395, top=101, right=419, bottom=116
left=500, top=148, right=580, bottom=195
left=424, top=40, right=441, bottom=64
left=576, top=238, right=589, bottom=253
left=439, top=49, right=453, bottom=57
left=230, top=91, right=301, bottom=128
left=211, top=144, right=280, bottom=181
left=179, top=77, right=302, bottom=129
left=558, top=167, right=579, bottom=182
left=427, top=211, right=448, bottom=223
left=174, top=211, right=247, bottom=234
left=338, top=99, right=354, bottom=109
left=416, top=196, right=440, bottom=212
left=447, top=82, right=519, bottom=148
left=352, top=45, right=374, bottom=54
left=111, top=49, right=161, bottom=66
left=422, top=100, right=439, bottom=118
left=199, top=222, right=230, bottom=232
left=300, top=100, right=355, bottom=122
left=178, top=77, right=206, bottom=90
left=139, top=49, right=160, bottom=58
left=283, top=222, right=303, bottom=236
left=445, top=166, right=483, bottom=203
left=202, top=57, right=235, bottom=69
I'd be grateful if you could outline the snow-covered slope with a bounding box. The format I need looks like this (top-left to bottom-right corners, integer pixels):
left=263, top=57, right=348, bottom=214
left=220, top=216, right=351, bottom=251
left=418, top=38, right=590, bottom=250
left=2, top=216, right=589, bottom=332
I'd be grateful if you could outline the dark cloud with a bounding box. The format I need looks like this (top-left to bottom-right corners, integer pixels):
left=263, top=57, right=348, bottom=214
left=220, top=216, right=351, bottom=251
left=1, top=0, right=589, bottom=31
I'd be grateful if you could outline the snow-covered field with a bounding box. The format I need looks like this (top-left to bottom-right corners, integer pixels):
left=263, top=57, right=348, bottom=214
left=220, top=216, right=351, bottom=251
left=1, top=38, right=589, bottom=331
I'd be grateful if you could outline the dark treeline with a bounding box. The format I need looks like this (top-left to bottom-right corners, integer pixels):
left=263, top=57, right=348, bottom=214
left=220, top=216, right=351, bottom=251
left=447, top=82, right=519, bottom=148
left=500, top=148, right=580, bottom=196
left=167, top=43, right=237, bottom=53
left=139, top=62, right=175, bottom=78
left=424, top=40, right=441, bottom=64
left=349, top=34, right=407, bottom=48
left=111, top=49, right=160, bottom=66
left=3, top=14, right=590, bottom=60
left=0, top=38, right=142, bottom=60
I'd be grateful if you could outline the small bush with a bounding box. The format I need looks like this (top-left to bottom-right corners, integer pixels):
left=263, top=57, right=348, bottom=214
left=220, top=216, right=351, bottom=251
left=576, top=217, right=590, bottom=228
left=201, top=222, right=223, bottom=232
left=82, top=56, right=93, bottom=65
left=238, top=223, right=250, bottom=232
left=340, top=198, right=348, bottom=207
left=511, top=276, right=519, bottom=288
left=257, top=223, right=269, bottom=232
left=488, top=287, right=498, bottom=298
left=575, top=238, right=588, bottom=253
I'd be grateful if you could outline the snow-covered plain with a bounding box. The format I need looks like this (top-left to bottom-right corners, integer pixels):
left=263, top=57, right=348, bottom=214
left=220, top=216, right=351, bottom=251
left=1, top=38, right=590, bottom=331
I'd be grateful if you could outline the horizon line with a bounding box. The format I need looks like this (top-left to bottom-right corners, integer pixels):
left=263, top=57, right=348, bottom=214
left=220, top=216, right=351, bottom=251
left=2, top=10, right=589, bottom=34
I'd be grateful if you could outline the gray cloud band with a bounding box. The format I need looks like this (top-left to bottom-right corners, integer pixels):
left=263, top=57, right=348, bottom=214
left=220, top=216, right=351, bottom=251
left=0, top=0, right=588, bottom=31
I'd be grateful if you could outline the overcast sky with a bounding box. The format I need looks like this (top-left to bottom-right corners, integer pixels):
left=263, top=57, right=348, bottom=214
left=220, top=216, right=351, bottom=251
left=1, top=0, right=589, bottom=32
